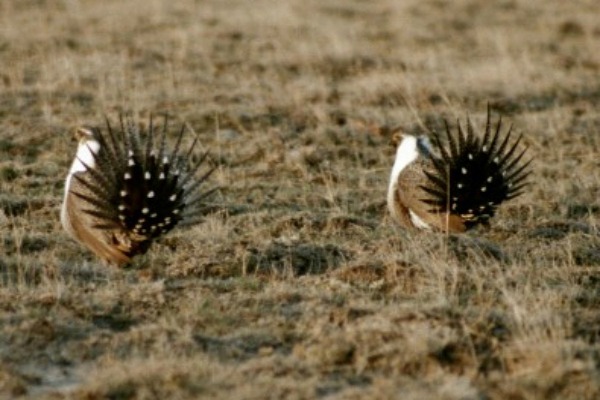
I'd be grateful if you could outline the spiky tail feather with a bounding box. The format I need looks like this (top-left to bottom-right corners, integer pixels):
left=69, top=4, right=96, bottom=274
left=73, top=114, right=217, bottom=239
left=419, top=106, right=531, bottom=228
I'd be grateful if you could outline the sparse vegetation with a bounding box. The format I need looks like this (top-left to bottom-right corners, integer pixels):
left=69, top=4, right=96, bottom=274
left=0, top=0, right=599, bottom=398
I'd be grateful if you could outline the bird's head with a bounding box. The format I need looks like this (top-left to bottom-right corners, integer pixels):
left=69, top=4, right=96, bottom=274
left=390, top=128, right=407, bottom=149
left=391, top=130, right=429, bottom=153
left=392, top=132, right=419, bottom=154
left=67, top=126, right=102, bottom=175
left=74, top=126, right=100, bottom=145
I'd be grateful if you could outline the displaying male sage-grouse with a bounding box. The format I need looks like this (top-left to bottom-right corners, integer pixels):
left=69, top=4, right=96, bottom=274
left=387, top=107, right=531, bottom=232
left=61, top=116, right=217, bottom=266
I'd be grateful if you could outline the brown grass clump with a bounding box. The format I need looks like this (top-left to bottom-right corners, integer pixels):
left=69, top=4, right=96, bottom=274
left=0, top=0, right=599, bottom=398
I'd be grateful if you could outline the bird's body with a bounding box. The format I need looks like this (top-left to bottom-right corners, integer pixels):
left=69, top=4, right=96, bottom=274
left=61, top=116, right=216, bottom=266
left=387, top=108, right=531, bottom=233
left=387, top=135, right=435, bottom=229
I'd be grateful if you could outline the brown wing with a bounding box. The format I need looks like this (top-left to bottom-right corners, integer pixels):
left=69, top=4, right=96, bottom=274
left=64, top=171, right=134, bottom=266
left=395, top=159, right=467, bottom=233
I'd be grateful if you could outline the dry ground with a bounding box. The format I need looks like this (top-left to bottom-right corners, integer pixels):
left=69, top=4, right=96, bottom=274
left=0, top=0, right=600, bottom=398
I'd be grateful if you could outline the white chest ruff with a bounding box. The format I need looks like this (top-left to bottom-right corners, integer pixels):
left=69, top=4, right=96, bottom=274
left=61, top=139, right=101, bottom=230
left=64, top=139, right=100, bottom=191
left=409, top=210, right=431, bottom=230
left=387, top=135, right=432, bottom=223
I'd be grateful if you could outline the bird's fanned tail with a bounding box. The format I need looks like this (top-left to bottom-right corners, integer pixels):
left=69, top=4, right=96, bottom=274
left=419, top=107, right=532, bottom=228
left=71, top=115, right=217, bottom=245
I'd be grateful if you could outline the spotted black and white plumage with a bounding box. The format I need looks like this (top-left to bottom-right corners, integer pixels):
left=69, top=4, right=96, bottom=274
left=388, top=107, right=531, bottom=232
left=61, top=115, right=217, bottom=266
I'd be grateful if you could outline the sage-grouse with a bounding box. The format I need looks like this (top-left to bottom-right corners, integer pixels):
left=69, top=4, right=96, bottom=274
left=387, top=107, right=531, bottom=232
left=61, top=116, right=217, bottom=265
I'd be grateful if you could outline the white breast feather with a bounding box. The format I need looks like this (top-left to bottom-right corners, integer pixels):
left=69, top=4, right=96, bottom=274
left=409, top=210, right=431, bottom=230
left=61, top=139, right=101, bottom=229
left=389, top=136, right=419, bottom=184
left=70, top=139, right=100, bottom=174
left=387, top=135, right=432, bottom=229
left=387, top=135, right=418, bottom=215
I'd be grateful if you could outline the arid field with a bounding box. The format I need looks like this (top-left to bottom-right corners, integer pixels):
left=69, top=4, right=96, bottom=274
left=1, top=0, right=599, bottom=398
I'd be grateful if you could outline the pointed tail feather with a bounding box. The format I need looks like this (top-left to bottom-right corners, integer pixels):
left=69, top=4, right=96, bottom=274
left=420, top=107, right=531, bottom=228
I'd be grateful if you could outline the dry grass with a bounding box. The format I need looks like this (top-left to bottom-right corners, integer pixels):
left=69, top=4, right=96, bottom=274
left=0, top=0, right=599, bottom=398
